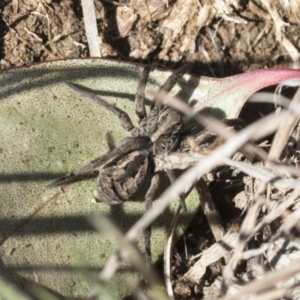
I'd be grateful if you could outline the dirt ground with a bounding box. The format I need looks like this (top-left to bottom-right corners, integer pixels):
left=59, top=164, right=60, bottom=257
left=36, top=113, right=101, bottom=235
left=1, top=0, right=300, bottom=76
left=1, top=0, right=300, bottom=299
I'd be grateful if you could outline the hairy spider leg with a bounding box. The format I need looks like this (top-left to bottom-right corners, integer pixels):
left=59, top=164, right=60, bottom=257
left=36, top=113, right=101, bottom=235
left=47, top=136, right=151, bottom=188
left=152, top=64, right=192, bottom=106
left=135, top=65, right=151, bottom=120
left=144, top=172, right=160, bottom=266
left=65, top=82, right=135, bottom=133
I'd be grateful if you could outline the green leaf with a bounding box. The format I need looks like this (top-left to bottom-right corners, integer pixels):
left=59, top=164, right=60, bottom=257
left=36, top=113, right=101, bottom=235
left=0, top=59, right=200, bottom=298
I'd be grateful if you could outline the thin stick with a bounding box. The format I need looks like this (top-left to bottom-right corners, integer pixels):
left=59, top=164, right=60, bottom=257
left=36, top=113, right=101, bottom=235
left=81, top=0, right=101, bottom=57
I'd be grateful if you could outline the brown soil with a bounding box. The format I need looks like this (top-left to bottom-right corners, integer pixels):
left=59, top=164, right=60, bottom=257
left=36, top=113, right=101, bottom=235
left=1, top=0, right=300, bottom=76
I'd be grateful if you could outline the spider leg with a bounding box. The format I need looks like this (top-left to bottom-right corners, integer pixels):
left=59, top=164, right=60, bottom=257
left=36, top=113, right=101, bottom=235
left=144, top=172, right=160, bottom=266
left=66, top=82, right=135, bottom=133
left=149, top=64, right=192, bottom=141
left=153, top=64, right=192, bottom=105
left=47, top=136, right=151, bottom=188
left=135, top=65, right=151, bottom=120
left=47, top=150, right=120, bottom=188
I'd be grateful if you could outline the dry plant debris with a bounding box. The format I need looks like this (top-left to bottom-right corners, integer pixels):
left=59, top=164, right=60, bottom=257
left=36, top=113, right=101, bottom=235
left=0, top=0, right=300, bottom=72
left=164, top=91, right=300, bottom=299
left=1, top=0, right=86, bottom=67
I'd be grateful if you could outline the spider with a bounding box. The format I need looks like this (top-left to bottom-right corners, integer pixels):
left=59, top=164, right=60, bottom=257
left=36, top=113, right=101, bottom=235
left=48, top=63, right=192, bottom=263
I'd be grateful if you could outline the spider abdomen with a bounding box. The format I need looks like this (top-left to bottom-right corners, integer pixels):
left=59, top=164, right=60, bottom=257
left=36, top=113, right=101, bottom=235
left=94, top=151, right=149, bottom=205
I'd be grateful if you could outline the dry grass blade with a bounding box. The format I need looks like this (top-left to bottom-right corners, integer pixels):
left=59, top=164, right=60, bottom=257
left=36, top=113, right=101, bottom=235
left=244, top=288, right=288, bottom=300
left=241, top=205, right=300, bottom=262
left=223, top=159, right=300, bottom=189
left=195, top=178, right=225, bottom=242
left=221, top=194, right=265, bottom=295
left=89, top=214, right=169, bottom=300
left=81, top=0, right=101, bottom=57
left=255, top=190, right=300, bottom=233
left=221, top=257, right=300, bottom=300
left=164, top=206, right=182, bottom=300
left=0, top=189, right=64, bottom=247
left=185, top=230, right=240, bottom=283
left=267, top=86, right=300, bottom=167
left=156, top=152, right=300, bottom=188
left=154, top=152, right=206, bottom=171
left=249, top=92, right=292, bottom=107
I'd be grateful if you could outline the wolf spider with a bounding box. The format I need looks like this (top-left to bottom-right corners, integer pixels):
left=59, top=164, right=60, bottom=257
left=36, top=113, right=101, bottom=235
left=48, top=64, right=192, bottom=263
